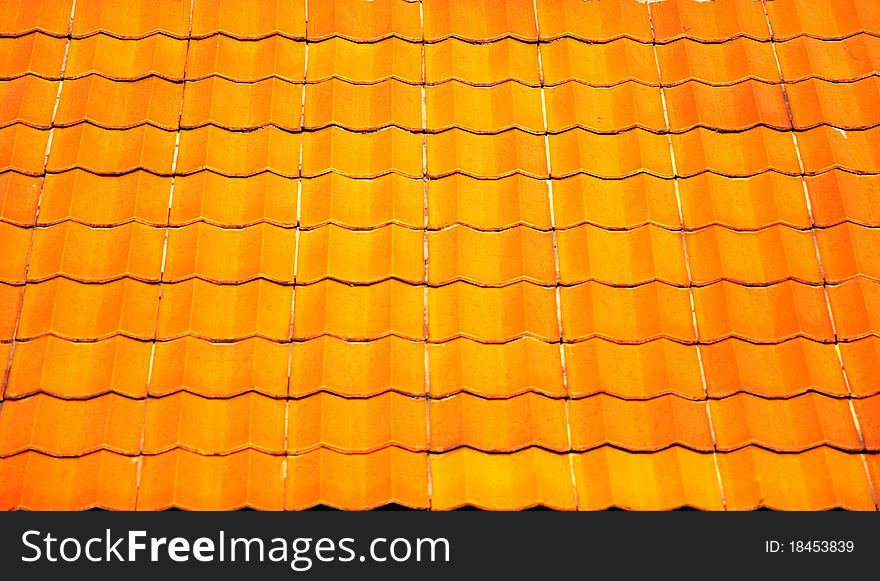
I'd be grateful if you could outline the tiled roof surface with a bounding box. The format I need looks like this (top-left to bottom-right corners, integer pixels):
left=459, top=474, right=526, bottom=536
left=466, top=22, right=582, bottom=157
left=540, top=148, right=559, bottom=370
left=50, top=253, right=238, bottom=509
left=1, top=0, right=879, bottom=511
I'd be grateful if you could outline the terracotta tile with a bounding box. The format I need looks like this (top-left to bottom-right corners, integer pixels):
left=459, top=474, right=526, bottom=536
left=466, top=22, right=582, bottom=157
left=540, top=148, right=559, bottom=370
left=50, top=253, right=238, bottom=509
left=657, top=38, right=780, bottom=86
left=789, top=77, right=880, bottom=130
left=302, top=127, right=422, bottom=179
left=149, top=337, right=288, bottom=398
left=665, top=81, right=790, bottom=132
left=157, top=279, right=292, bottom=341
left=686, top=225, right=821, bottom=285
left=177, top=126, right=299, bottom=177
left=171, top=172, right=297, bottom=227
left=305, top=79, right=421, bottom=132
left=293, top=280, right=423, bottom=341
left=5, top=336, right=151, bottom=398
left=548, top=129, right=673, bottom=179
left=427, top=81, right=543, bottom=134
left=693, top=281, right=834, bottom=343
left=765, top=0, right=880, bottom=41
left=300, top=173, right=423, bottom=230
left=0, top=283, right=21, bottom=340
left=39, top=170, right=171, bottom=226
left=572, top=447, right=724, bottom=510
left=649, top=0, right=771, bottom=43
left=48, top=125, right=176, bottom=175
left=671, top=127, right=801, bottom=178
left=679, top=173, right=811, bottom=230
left=0, top=394, right=143, bottom=456
left=808, top=170, right=880, bottom=227
left=0, top=222, right=30, bottom=283
left=18, top=278, right=159, bottom=340
left=865, top=454, right=880, bottom=506
left=719, top=447, right=876, bottom=510
left=569, top=394, right=712, bottom=452
left=0, top=76, right=58, bottom=128
left=182, top=77, right=302, bottom=131
left=29, top=222, right=165, bottom=282
left=431, top=448, right=576, bottom=510
left=0, top=451, right=137, bottom=510
left=289, top=336, right=425, bottom=398
left=545, top=82, right=664, bottom=133
left=552, top=174, right=680, bottom=230
left=798, top=125, right=880, bottom=174
left=0, top=124, right=49, bottom=174
left=428, top=174, right=552, bottom=231
left=429, top=281, right=559, bottom=342
left=66, top=35, right=188, bottom=80
left=711, top=393, right=861, bottom=452
left=776, top=35, right=880, bottom=83
left=55, top=76, right=182, bottom=130
left=309, top=38, right=420, bottom=85
left=817, top=223, right=880, bottom=283
left=827, top=277, right=880, bottom=340
left=428, top=129, right=547, bottom=179
left=701, top=338, right=848, bottom=399
left=839, top=337, right=880, bottom=397
left=425, top=38, right=540, bottom=86
left=191, top=0, right=306, bottom=39
left=853, top=395, right=880, bottom=450
left=73, top=0, right=190, bottom=38
left=560, top=282, right=695, bottom=343
left=297, top=224, right=422, bottom=285
left=0, top=0, right=73, bottom=37
left=144, top=392, right=286, bottom=455
left=138, top=449, right=284, bottom=510
left=187, top=35, right=305, bottom=82
left=164, top=222, right=296, bottom=284
left=429, top=337, right=565, bottom=399
left=430, top=393, right=568, bottom=452
left=309, top=0, right=420, bottom=42
left=540, top=39, right=656, bottom=87
left=286, top=448, right=428, bottom=510
left=288, top=392, right=426, bottom=453
left=428, top=225, right=556, bottom=286
left=425, top=0, right=536, bottom=42
left=0, top=172, right=42, bottom=226
left=564, top=339, right=705, bottom=399
left=535, top=0, right=651, bottom=42
left=0, top=33, right=66, bottom=79
left=557, top=224, right=688, bottom=286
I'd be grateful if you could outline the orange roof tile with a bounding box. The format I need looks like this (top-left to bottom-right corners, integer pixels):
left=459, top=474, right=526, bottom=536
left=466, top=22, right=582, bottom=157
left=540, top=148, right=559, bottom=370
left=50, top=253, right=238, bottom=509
left=1, top=0, right=878, bottom=513
left=286, top=448, right=428, bottom=510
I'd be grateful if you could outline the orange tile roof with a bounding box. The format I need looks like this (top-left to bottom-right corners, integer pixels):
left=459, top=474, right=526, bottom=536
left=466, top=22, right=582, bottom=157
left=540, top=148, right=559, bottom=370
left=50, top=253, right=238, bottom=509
left=0, top=0, right=879, bottom=512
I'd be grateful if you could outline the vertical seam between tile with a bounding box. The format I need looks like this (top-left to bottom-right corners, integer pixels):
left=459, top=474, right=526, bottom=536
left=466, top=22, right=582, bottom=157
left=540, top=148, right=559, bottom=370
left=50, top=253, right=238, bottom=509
left=419, top=0, right=433, bottom=511
left=533, top=0, right=578, bottom=511
left=760, top=0, right=878, bottom=511
left=284, top=0, right=310, bottom=511
left=1, top=0, right=78, bottom=400
left=647, top=2, right=727, bottom=511
left=137, top=0, right=195, bottom=511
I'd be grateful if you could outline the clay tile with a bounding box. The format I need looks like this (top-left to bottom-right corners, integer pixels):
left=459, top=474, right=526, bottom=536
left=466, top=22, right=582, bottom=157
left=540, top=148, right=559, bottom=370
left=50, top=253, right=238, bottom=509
left=428, top=225, right=556, bottom=286
left=66, top=35, right=188, bottom=80
left=288, top=392, right=426, bottom=454
left=285, top=448, right=429, bottom=510
left=649, top=0, right=771, bottom=43
left=430, top=393, right=569, bottom=452
left=789, top=77, right=880, bottom=130
left=670, top=127, right=801, bottom=178
left=545, top=82, right=665, bottom=133
left=817, top=223, right=880, bottom=283
left=539, top=39, right=657, bottom=87
left=839, top=337, right=880, bottom=397
left=427, top=81, right=544, bottom=134
left=431, top=448, right=576, bottom=510
left=657, top=38, right=780, bottom=86
left=429, top=337, right=565, bottom=399
left=289, top=336, right=425, bottom=398
left=297, top=224, right=423, bottom=285
left=305, top=79, right=421, bottom=132
left=0, top=283, right=21, bottom=339
left=664, top=81, right=790, bottom=132
left=798, top=125, right=880, bottom=174
left=425, top=0, right=537, bottom=42
left=0, top=451, right=138, bottom=510
left=427, top=174, right=552, bottom=231
left=300, top=173, right=423, bottom=230
left=535, top=0, right=652, bottom=42
left=293, top=279, right=423, bottom=341
left=827, top=277, right=880, bottom=340
left=0, top=76, right=58, bottom=129
left=73, top=0, right=191, bottom=39
left=853, top=394, right=880, bottom=450
left=0, top=124, right=49, bottom=174
left=308, top=38, right=420, bottom=85
left=187, top=36, right=305, bottom=82
left=170, top=172, right=297, bottom=228
left=138, top=449, right=285, bottom=510
left=765, top=0, right=880, bottom=41
left=176, top=126, right=299, bottom=177
left=428, top=129, right=548, bottom=179
left=182, top=77, right=302, bottom=131
left=302, top=127, right=422, bottom=179
left=149, top=337, right=289, bottom=398
left=0, top=172, right=42, bottom=226
left=425, top=38, right=540, bottom=86
left=191, top=0, right=306, bottom=39
left=308, top=0, right=421, bottom=42
left=47, top=124, right=177, bottom=175
left=0, top=34, right=67, bottom=79
left=776, top=35, right=880, bottom=83
left=6, top=336, right=151, bottom=398
left=807, top=170, right=880, bottom=228
left=0, top=221, right=30, bottom=283
left=0, top=0, right=73, bottom=37
left=548, top=129, right=673, bottom=179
